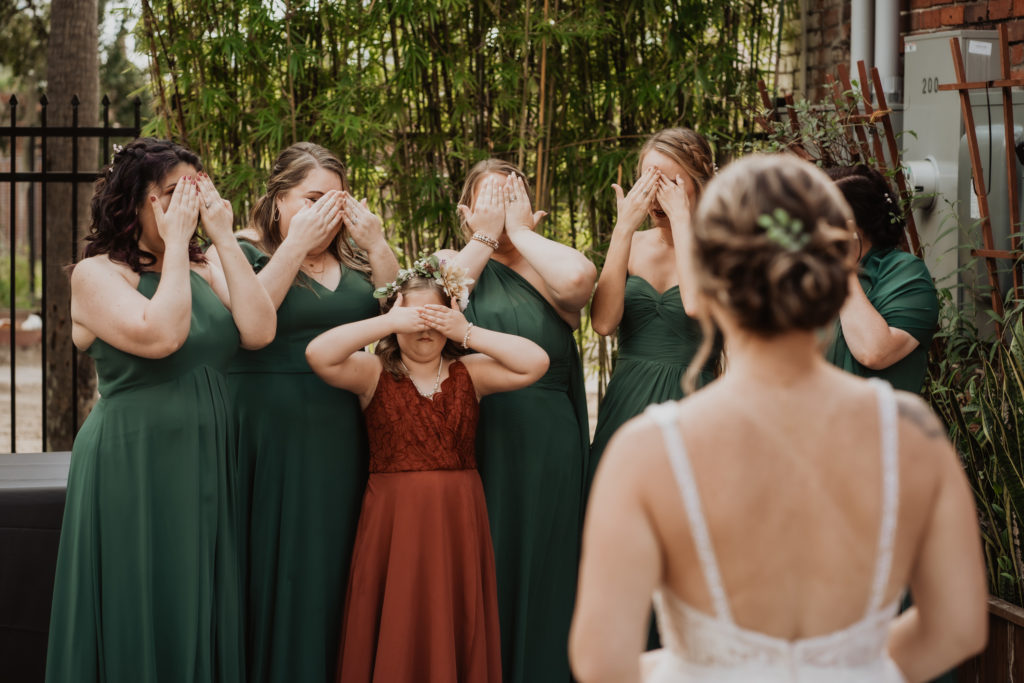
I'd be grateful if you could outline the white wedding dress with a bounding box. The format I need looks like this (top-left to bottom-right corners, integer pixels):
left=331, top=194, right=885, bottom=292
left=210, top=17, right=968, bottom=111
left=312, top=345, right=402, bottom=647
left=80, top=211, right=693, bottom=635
left=641, top=379, right=908, bottom=682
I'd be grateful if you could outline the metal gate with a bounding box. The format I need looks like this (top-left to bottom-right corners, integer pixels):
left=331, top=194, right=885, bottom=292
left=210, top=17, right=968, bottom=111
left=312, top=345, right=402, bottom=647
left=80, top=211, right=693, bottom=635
left=1, top=94, right=141, bottom=452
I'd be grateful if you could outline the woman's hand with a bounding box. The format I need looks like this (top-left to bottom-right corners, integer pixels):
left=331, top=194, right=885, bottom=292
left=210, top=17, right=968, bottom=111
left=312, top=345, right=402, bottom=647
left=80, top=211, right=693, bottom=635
left=657, top=174, right=692, bottom=225
left=457, top=175, right=505, bottom=240
left=419, top=298, right=470, bottom=344
left=152, top=174, right=199, bottom=249
left=612, top=167, right=660, bottom=234
left=385, top=293, right=429, bottom=334
left=283, top=190, right=344, bottom=256
left=196, top=172, right=237, bottom=245
left=341, top=195, right=387, bottom=251
left=503, top=173, right=546, bottom=237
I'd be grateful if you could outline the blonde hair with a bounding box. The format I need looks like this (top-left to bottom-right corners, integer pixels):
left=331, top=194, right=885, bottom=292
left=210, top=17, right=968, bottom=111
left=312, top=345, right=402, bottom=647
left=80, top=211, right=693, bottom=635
left=682, top=154, right=857, bottom=392
left=636, top=127, right=715, bottom=198
left=374, top=277, right=466, bottom=378
left=248, top=142, right=371, bottom=277
left=456, top=159, right=533, bottom=243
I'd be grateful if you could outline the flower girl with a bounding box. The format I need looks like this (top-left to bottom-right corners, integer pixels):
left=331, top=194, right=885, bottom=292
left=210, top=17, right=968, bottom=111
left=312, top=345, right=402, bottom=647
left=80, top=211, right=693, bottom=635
left=306, top=255, right=548, bottom=683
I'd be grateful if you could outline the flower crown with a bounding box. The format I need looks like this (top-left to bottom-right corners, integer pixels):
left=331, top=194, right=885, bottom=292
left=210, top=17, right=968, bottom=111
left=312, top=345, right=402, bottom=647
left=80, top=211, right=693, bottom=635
left=373, top=253, right=475, bottom=310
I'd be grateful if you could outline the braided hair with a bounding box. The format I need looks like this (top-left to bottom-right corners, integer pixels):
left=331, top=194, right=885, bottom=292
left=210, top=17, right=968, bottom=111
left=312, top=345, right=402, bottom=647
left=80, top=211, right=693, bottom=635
left=635, top=127, right=716, bottom=198
left=83, top=137, right=206, bottom=271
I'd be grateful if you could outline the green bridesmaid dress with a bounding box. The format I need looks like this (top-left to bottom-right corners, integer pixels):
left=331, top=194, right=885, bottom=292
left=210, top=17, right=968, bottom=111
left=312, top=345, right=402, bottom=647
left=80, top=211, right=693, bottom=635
left=46, top=270, right=244, bottom=683
left=464, top=259, right=590, bottom=683
left=589, top=275, right=716, bottom=481
left=588, top=274, right=716, bottom=650
left=229, top=241, right=377, bottom=683
left=826, top=245, right=939, bottom=394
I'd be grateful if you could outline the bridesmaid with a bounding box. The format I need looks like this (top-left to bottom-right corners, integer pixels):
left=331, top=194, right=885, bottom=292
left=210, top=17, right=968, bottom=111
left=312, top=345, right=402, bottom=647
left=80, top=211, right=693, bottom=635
left=47, top=138, right=275, bottom=683
left=440, top=162, right=596, bottom=683
left=589, top=128, right=719, bottom=487
left=206, top=142, right=398, bottom=683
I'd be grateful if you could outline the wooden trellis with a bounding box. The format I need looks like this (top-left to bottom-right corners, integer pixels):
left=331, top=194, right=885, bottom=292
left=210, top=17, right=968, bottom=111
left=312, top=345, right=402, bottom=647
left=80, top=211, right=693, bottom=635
left=757, top=61, right=923, bottom=257
left=937, top=24, right=1024, bottom=315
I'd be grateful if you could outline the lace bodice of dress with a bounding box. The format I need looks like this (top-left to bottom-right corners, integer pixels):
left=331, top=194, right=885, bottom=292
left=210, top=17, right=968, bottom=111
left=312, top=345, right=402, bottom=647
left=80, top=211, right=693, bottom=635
left=644, top=379, right=906, bottom=679
left=364, top=360, right=479, bottom=474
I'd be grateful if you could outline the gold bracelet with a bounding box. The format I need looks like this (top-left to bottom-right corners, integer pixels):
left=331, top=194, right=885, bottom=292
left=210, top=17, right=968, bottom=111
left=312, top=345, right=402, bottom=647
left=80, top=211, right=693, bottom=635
left=462, top=322, right=475, bottom=349
left=471, top=232, right=499, bottom=250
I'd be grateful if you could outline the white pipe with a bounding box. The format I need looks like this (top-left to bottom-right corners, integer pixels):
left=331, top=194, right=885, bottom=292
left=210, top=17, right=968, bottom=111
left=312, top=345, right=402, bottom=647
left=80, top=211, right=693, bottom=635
left=874, top=0, right=901, bottom=103
left=851, top=0, right=874, bottom=84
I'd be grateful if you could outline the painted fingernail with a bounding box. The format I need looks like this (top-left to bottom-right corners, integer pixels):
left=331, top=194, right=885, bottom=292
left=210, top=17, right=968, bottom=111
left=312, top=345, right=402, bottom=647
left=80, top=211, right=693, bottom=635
left=150, top=196, right=156, bottom=202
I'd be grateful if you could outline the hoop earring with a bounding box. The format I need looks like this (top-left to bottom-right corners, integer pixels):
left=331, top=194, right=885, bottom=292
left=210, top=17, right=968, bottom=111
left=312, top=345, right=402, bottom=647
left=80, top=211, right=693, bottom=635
left=272, top=205, right=281, bottom=223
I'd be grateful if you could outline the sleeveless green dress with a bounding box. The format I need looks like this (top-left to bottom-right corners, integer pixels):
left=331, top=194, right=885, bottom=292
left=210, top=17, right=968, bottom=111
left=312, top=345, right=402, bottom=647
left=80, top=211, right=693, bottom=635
left=589, top=275, right=716, bottom=481
left=826, top=246, right=938, bottom=393
left=228, top=241, right=377, bottom=683
left=464, top=259, right=590, bottom=683
left=46, top=270, right=244, bottom=683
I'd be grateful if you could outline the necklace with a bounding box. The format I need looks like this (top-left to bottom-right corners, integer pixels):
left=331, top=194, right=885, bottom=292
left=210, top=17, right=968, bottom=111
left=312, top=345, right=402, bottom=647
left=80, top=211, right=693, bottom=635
left=302, top=253, right=329, bottom=275
left=401, top=357, right=444, bottom=399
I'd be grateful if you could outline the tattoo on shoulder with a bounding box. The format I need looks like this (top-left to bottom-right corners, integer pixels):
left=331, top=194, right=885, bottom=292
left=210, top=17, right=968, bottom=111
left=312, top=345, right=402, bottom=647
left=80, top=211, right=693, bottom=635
left=896, top=395, right=946, bottom=440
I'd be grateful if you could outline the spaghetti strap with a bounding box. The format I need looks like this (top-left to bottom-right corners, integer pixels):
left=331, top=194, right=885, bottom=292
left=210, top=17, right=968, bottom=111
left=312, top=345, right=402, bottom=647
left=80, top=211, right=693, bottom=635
left=866, top=379, right=900, bottom=614
left=646, top=402, right=733, bottom=623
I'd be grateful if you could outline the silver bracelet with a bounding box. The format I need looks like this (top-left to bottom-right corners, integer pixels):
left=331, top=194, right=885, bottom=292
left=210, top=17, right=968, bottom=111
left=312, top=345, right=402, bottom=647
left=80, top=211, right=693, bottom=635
left=471, top=232, right=499, bottom=250
left=462, top=322, right=475, bottom=349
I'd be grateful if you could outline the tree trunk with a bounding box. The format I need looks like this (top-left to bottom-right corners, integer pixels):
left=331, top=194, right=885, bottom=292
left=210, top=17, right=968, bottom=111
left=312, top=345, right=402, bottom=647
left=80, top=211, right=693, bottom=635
left=44, top=0, right=98, bottom=450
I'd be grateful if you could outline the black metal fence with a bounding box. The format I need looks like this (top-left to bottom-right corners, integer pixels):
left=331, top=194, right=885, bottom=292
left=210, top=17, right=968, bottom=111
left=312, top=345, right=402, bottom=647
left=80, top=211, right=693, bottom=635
left=1, top=94, right=141, bottom=452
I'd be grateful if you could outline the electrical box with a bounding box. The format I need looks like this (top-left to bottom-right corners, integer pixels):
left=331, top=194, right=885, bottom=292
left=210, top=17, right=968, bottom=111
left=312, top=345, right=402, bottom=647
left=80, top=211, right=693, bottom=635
left=957, top=89, right=1024, bottom=310
left=902, top=29, right=999, bottom=291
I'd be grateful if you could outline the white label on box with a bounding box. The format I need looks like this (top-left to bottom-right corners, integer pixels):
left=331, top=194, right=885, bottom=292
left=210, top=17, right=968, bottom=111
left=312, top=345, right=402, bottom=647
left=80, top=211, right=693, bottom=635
left=969, top=40, right=993, bottom=56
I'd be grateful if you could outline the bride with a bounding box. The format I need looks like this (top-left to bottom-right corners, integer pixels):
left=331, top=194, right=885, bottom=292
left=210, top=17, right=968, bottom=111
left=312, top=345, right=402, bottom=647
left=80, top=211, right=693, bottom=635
left=569, top=154, right=987, bottom=683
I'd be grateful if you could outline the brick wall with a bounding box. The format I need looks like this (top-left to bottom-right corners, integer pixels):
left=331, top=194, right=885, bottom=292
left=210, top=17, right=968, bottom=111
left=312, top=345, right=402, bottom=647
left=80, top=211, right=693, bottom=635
left=780, top=1, right=1024, bottom=101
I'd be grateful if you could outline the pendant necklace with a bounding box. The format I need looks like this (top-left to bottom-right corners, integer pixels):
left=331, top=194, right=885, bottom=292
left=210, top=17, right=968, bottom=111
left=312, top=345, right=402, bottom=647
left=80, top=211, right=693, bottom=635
left=402, top=357, right=444, bottom=399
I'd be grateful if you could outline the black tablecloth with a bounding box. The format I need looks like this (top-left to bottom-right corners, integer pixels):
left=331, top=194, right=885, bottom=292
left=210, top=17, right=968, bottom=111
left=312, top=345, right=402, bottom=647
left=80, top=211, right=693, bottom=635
left=0, top=453, right=70, bottom=683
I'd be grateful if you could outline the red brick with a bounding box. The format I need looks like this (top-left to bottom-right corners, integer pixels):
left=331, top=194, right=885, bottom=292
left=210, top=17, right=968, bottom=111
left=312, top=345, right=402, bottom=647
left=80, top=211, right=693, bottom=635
left=991, top=0, right=1012, bottom=20
left=1015, top=0, right=1024, bottom=17
left=941, top=5, right=965, bottom=24
left=824, top=8, right=840, bottom=27
left=1012, top=43, right=1024, bottom=67
left=1008, top=18, right=1024, bottom=42
left=965, top=3, right=989, bottom=23
left=913, top=8, right=943, bottom=30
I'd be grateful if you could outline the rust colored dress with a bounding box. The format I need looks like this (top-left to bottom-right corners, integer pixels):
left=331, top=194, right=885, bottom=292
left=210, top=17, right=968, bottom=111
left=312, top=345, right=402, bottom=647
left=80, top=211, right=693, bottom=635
left=336, top=360, right=502, bottom=683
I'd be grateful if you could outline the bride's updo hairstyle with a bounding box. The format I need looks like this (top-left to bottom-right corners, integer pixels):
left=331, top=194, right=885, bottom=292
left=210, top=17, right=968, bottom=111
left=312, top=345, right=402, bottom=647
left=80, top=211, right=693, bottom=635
left=683, top=154, right=857, bottom=390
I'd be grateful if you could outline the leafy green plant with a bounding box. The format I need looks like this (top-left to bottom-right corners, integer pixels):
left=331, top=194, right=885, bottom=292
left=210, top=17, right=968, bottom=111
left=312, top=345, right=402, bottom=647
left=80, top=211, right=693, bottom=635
left=134, top=0, right=790, bottom=393
left=0, top=250, right=41, bottom=311
left=926, top=291, right=1024, bottom=605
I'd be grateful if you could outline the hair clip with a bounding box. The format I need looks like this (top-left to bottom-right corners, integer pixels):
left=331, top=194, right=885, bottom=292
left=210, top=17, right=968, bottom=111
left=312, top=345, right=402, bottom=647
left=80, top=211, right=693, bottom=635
left=757, top=208, right=811, bottom=252
left=884, top=192, right=894, bottom=206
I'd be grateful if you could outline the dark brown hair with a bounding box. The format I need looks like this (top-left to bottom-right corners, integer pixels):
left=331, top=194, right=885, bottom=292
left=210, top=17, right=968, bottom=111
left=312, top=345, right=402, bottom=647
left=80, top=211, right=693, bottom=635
left=683, top=154, right=857, bottom=391
left=375, top=276, right=466, bottom=378
left=825, top=164, right=905, bottom=249
left=248, top=142, right=370, bottom=276
left=83, top=138, right=205, bottom=271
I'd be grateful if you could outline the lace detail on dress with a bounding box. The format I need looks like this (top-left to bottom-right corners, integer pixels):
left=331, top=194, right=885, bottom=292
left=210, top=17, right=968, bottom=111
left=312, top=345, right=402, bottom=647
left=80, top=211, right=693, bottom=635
left=642, top=384, right=904, bottom=678
left=364, top=360, right=479, bottom=473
